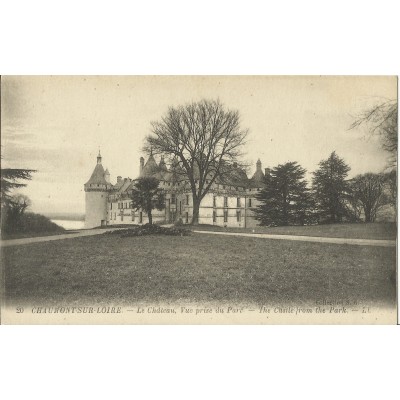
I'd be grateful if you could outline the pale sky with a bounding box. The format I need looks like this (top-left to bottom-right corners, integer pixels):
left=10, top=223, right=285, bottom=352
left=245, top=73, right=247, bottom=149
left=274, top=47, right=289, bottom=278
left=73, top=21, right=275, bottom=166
left=1, top=76, right=397, bottom=215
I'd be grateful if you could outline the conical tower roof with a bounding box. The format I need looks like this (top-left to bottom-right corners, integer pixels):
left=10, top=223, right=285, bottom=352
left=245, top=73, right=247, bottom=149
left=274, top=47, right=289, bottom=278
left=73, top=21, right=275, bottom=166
left=85, top=152, right=108, bottom=185
left=140, top=153, right=160, bottom=177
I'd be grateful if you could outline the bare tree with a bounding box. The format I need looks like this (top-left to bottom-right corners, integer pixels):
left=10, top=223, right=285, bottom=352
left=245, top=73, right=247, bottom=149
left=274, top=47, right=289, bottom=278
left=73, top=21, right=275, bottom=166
left=384, top=170, right=396, bottom=209
left=350, top=100, right=397, bottom=169
left=146, top=99, right=248, bottom=224
left=349, top=173, right=387, bottom=222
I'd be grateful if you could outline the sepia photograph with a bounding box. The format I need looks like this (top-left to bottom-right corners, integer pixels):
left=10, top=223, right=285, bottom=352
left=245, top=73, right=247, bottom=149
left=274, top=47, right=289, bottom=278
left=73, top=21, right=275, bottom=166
left=0, top=75, right=397, bottom=324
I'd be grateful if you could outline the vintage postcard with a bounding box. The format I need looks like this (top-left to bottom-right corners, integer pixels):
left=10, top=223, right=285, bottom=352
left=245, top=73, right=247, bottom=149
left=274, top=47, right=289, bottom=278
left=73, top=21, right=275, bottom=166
left=0, top=75, right=397, bottom=324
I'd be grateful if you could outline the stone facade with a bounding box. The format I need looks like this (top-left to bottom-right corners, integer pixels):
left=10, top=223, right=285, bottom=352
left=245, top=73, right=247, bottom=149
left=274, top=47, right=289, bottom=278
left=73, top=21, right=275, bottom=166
left=84, top=152, right=266, bottom=228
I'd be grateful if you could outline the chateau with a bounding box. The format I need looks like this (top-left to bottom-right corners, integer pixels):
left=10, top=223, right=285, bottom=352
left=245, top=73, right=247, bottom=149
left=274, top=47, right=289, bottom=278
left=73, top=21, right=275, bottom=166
left=84, top=151, right=268, bottom=229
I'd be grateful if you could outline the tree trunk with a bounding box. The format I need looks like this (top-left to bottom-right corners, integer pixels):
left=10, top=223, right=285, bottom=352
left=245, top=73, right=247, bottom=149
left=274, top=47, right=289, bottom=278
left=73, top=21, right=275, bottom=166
left=191, top=197, right=200, bottom=225
left=364, top=207, right=372, bottom=223
left=147, top=210, right=153, bottom=225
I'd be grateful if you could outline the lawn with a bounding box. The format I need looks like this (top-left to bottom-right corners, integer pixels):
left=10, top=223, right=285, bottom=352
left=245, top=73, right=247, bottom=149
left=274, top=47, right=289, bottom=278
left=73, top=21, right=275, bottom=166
left=2, top=232, right=396, bottom=308
left=192, top=222, right=397, bottom=240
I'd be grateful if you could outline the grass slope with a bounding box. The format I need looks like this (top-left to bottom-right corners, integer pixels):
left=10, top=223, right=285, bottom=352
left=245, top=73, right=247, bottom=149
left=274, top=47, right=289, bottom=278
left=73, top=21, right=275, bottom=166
left=3, top=232, right=396, bottom=307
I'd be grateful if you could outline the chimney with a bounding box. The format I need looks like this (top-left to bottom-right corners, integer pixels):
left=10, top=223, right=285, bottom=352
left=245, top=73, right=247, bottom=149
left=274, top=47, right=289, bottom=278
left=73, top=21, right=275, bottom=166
left=104, top=168, right=110, bottom=183
left=140, top=157, right=144, bottom=172
left=117, top=176, right=122, bottom=183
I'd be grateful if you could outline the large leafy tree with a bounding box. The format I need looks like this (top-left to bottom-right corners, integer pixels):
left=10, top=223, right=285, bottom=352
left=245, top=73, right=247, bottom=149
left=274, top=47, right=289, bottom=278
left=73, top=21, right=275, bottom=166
left=146, top=99, right=248, bottom=224
left=254, top=161, right=315, bottom=226
left=312, top=152, right=351, bottom=223
left=129, top=177, right=165, bottom=225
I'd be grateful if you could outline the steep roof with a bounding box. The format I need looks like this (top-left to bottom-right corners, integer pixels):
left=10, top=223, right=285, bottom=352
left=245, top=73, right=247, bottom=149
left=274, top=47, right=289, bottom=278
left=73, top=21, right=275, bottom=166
left=140, top=154, right=160, bottom=177
left=85, top=163, right=108, bottom=185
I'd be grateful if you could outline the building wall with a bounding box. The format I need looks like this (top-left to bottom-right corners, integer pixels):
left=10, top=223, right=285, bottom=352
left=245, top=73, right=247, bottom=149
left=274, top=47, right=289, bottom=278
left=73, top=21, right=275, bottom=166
left=85, top=191, right=108, bottom=228
left=85, top=183, right=262, bottom=228
left=107, top=199, right=166, bottom=226
left=245, top=191, right=261, bottom=228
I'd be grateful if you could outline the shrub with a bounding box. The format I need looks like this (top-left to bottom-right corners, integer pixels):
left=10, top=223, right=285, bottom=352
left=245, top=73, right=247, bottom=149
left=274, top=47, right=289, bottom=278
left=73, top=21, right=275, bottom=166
left=105, top=223, right=191, bottom=238
left=174, top=218, right=184, bottom=226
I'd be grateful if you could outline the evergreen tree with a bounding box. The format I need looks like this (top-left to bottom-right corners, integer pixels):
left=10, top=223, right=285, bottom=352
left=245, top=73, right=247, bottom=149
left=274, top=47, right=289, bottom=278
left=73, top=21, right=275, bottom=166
left=129, top=177, right=165, bottom=225
left=254, top=162, right=314, bottom=226
left=1, top=163, right=36, bottom=231
left=312, top=152, right=350, bottom=223
left=1, top=167, right=36, bottom=205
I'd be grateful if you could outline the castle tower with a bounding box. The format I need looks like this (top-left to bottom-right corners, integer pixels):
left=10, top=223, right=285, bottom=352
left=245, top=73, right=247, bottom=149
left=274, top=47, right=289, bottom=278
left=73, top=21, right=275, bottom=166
left=84, top=151, right=112, bottom=229
left=251, top=159, right=265, bottom=182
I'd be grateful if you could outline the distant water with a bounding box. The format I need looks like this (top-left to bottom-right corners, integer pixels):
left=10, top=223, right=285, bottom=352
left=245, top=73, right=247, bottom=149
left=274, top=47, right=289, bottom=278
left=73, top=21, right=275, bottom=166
left=51, top=219, right=85, bottom=230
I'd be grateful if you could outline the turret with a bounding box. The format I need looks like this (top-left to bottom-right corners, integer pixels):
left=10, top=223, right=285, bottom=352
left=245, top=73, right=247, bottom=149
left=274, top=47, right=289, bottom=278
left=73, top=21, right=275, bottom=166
left=159, top=155, right=167, bottom=171
left=104, top=168, right=110, bottom=183
left=84, top=151, right=111, bottom=229
left=251, top=159, right=265, bottom=182
left=140, top=157, right=144, bottom=174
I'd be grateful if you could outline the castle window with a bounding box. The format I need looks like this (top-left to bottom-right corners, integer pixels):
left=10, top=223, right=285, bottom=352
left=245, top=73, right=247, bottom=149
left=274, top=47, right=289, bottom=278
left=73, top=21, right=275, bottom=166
left=236, top=197, right=241, bottom=207
left=224, top=197, right=228, bottom=207
left=132, top=211, right=135, bottom=221
left=248, top=198, right=252, bottom=207
left=236, top=211, right=241, bottom=222
left=213, top=211, right=216, bottom=222
left=224, top=210, right=228, bottom=223
left=110, top=203, right=112, bottom=210
left=186, top=194, right=189, bottom=205
left=213, top=196, right=216, bottom=207
left=171, top=194, right=176, bottom=204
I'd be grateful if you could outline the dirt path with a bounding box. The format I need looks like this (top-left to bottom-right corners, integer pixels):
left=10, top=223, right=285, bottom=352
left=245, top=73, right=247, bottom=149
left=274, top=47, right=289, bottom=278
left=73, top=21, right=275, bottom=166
left=1, top=228, right=396, bottom=248
left=193, top=230, right=396, bottom=247
left=0, top=229, right=111, bottom=248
